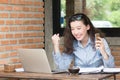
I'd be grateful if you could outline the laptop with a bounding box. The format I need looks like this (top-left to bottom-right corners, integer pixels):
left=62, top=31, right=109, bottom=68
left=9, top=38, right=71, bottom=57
left=18, top=49, right=67, bottom=73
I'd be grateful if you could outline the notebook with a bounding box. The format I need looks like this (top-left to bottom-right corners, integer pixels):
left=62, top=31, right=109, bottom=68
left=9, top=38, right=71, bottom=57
left=18, top=49, right=67, bottom=73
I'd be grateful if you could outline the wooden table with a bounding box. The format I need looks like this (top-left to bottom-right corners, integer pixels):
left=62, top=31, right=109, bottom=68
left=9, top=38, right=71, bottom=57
left=0, top=71, right=116, bottom=80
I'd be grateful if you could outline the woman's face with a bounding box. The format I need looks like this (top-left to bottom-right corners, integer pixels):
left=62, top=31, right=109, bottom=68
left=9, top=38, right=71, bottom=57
left=70, top=21, right=90, bottom=41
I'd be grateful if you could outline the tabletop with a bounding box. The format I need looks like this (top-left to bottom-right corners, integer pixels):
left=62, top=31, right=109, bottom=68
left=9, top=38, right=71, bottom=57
left=0, top=71, right=115, bottom=80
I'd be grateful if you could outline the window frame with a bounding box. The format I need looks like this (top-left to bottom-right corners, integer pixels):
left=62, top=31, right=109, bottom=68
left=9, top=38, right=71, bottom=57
left=52, top=0, right=120, bottom=37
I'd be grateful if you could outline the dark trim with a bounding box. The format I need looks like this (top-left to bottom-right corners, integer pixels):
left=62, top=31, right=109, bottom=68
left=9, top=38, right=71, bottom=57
left=52, top=0, right=61, bottom=35
left=99, top=28, right=120, bottom=37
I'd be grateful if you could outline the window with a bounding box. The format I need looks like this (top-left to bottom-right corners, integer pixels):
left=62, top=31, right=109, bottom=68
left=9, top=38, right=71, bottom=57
left=86, top=0, right=120, bottom=37
left=53, top=0, right=120, bottom=37
left=60, top=0, right=66, bottom=28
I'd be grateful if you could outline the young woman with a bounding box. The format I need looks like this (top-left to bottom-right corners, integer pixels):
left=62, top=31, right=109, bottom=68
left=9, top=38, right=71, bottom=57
left=51, top=13, right=115, bottom=70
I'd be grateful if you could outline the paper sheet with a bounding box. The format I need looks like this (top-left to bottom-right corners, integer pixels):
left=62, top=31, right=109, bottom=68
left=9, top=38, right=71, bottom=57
left=79, top=66, right=104, bottom=73
left=103, top=68, right=120, bottom=73
left=15, top=68, right=24, bottom=72
left=79, top=66, right=120, bottom=73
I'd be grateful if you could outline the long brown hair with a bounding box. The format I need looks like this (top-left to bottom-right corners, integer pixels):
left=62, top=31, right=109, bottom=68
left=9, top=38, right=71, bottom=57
left=63, top=13, right=102, bottom=54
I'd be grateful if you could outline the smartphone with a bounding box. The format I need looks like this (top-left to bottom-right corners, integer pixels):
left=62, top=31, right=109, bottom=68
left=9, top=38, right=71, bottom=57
left=95, top=33, right=100, bottom=40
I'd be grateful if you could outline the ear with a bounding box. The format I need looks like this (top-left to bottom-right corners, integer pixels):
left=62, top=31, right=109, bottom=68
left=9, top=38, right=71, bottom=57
left=86, top=25, right=90, bottom=30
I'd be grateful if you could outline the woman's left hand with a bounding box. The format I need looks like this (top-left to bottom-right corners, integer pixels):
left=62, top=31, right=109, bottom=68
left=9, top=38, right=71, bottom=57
left=95, top=37, right=109, bottom=60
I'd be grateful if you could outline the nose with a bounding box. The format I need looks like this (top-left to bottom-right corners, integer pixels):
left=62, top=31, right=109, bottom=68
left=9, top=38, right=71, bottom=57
left=73, top=30, right=79, bottom=35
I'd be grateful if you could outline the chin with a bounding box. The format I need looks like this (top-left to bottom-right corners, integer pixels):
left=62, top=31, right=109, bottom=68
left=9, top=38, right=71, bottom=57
left=76, top=38, right=82, bottom=41
left=75, top=37, right=83, bottom=41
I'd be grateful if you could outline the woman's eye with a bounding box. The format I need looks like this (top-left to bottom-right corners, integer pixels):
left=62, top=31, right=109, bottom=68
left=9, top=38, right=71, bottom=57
left=71, top=29, right=74, bottom=31
left=77, top=28, right=81, bottom=30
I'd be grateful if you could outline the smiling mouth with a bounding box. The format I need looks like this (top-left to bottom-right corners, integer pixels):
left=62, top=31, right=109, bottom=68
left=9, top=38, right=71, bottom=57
left=75, top=36, right=81, bottom=39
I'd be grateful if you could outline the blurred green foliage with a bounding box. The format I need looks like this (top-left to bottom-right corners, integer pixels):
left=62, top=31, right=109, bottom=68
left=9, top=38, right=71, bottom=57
left=86, top=0, right=120, bottom=27
left=60, top=0, right=120, bottom=27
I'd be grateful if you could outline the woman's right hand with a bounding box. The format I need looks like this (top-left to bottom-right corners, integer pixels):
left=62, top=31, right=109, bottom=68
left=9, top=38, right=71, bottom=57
left=51, top=34, right=60, bottom=45
left=51, top=34, right=60, bottom=53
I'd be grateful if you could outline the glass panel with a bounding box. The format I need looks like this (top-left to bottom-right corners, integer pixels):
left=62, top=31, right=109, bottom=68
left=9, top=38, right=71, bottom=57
left=86, top=0, right=120, bottom=28
left=60, top=0, right=66, bottom=28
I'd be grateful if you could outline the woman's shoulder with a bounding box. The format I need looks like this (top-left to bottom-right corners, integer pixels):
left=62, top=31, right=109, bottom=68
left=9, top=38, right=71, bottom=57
left=101, top=38, right=110, bottom=45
